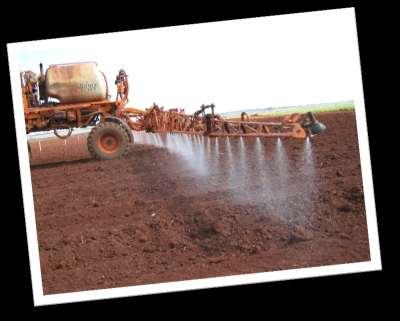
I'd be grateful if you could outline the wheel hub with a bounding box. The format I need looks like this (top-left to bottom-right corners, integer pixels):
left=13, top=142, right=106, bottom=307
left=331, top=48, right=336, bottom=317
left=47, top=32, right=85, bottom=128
left=99, top=133, right=119, bottom=153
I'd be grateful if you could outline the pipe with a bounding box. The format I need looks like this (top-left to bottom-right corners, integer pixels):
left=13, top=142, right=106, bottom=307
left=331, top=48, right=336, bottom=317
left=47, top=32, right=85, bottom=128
left=307, top=111, right=317, bottom=123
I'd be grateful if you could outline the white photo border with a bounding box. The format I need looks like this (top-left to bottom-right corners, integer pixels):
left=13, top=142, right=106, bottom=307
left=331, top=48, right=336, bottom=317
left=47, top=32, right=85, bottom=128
left=7, top=7, right=381, bottom=306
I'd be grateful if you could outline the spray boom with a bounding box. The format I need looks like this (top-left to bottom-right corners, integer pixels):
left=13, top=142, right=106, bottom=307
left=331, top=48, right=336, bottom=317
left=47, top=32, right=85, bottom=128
left=121, top=104, right=327, bottom=139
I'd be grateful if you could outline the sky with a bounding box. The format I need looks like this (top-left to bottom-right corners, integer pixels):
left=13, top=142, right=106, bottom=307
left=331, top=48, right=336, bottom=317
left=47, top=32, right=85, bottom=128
left=15, top=8, right=361, bottom=114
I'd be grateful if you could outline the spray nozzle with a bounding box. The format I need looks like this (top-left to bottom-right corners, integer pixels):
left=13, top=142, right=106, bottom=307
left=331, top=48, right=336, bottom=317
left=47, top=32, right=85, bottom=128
left=305, top=112, right=326, bottom=136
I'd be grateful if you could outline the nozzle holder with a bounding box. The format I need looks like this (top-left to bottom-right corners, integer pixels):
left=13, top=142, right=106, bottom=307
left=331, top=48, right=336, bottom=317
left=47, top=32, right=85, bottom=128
left=305, top=112, right=326, bottom=136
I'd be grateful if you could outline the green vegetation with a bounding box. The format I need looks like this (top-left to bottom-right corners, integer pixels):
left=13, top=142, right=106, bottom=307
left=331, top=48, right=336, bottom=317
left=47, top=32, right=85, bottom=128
left=223, top=100, right=355, bottom=119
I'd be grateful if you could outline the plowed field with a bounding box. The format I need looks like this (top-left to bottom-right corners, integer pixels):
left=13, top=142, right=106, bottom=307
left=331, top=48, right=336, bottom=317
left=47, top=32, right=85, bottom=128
left=29, top=111, right=370, bottom=294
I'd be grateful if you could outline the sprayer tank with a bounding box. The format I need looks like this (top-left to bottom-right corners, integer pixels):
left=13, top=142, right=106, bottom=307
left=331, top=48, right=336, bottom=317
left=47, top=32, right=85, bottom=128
left=45, top=62, right=108, bottom=104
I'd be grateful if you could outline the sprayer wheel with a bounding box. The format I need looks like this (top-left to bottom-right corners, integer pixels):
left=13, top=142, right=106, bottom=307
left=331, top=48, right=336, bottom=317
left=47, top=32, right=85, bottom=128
left=87, top=122, right=130, bottom=160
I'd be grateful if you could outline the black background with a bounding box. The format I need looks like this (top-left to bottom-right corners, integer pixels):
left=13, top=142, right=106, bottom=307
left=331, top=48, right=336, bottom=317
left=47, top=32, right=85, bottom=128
left=2, top=0, right=391, bottom=315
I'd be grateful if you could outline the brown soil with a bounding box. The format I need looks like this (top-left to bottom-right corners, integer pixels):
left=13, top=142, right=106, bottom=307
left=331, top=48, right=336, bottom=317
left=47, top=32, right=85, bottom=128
left=30, top=111, right=370, bottom=294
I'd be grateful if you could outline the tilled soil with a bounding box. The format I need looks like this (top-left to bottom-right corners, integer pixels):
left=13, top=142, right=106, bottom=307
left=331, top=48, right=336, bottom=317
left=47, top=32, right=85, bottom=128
left=30, top=111, right=370, bottom=294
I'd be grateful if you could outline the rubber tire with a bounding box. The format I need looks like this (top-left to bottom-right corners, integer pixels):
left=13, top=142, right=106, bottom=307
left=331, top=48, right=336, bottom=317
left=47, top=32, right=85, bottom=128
left=87, top=122, right=130, bottom=160
left=120, top=121, right=134, bottom=144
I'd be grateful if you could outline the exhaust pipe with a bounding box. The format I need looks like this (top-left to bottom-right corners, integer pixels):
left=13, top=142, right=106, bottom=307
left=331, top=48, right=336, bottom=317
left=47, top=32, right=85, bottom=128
left=305, top=112, right=326, bottom=136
